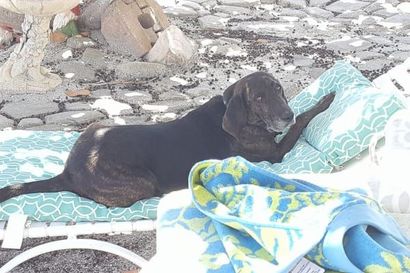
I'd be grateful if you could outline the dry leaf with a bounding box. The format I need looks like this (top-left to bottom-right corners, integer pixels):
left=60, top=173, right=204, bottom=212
left=65, top=89, right=91, bottom=97
left=80, top=32, right=90, bottom=37
left=50, top=31, right=68, bottom=43
left=256, top=39, right=269, bottom=44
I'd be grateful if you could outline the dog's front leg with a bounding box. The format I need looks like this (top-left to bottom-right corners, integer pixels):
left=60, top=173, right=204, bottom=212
left=230, top=124, right=279, bottom=160
left=238, top=124, right=274, bottom=145
left=274, top=92, right=335, bottom=162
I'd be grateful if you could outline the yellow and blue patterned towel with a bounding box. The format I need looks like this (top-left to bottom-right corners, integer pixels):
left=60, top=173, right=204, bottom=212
left=158, top=157, right=410, bottom=273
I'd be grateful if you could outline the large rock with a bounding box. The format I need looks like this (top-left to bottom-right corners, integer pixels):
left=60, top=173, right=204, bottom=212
left=0, top=7, right=24, bottom=32
left=78, top=0, right=111, bottom=30
left=145, top=25, right=197, bottom=65
left=101, top=0, right=169, bottom=57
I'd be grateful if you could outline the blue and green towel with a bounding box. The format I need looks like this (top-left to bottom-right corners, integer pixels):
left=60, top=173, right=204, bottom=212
left=157, top=157, right=410, bottom=273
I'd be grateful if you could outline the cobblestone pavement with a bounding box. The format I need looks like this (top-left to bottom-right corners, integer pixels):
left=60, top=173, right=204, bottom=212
left=0, top=0, right=409, bottom=272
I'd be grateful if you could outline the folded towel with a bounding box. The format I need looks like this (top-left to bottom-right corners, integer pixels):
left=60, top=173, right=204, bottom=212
left=158, top=156, right=409, bottom=273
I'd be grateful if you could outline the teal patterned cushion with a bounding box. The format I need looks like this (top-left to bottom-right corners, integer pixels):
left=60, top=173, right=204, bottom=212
left=294, top=61, right=406, bottom=166
left=0, top=131, right=159, bottom=222
left=267, top=61, right=406, bottom=172
left=257, top=138, right=332, bottom=174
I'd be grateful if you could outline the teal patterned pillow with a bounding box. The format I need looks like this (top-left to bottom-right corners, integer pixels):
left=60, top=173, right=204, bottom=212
left=0, top=131, right=159, bottom=222
left=257, top=138, right=332, bottom=174
left=290, top=61, right=406, bottom=166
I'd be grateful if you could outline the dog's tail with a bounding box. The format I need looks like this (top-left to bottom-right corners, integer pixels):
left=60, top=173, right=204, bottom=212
left=0, top=174, right=69, bottom=203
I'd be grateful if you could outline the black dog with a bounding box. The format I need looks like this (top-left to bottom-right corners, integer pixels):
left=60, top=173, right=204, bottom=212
left=0, top=72, right=335, bottom=207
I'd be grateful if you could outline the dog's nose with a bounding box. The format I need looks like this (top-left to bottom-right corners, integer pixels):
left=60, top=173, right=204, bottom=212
left=281, top=111, right=295, bottom=123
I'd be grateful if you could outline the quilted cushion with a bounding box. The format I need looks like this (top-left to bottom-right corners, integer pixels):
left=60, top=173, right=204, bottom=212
left=257, top=138, right=332, bottom=174
left=284, top=61, right=405, bottom=167
left=0, top=131, right=159, bottom=222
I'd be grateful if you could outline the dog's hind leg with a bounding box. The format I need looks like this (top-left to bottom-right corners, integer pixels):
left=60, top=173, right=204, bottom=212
left=85, top=168, right=161, bottom=208
left=0, top=174, right=68, bottom=203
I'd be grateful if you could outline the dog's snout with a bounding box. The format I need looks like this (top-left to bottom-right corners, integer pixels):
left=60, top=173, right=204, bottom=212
left=281, top=111, right=295, bottom=123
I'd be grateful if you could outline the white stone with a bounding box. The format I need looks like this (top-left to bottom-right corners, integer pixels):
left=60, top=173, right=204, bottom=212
left=91, top=97, right=132, bottom=117
left=398, top=3, right=410, bottom=14
left=142, top=104, right=169, bottom=112
left=145, top=25, right=197, bottom=65
left=61, top=50, right=73, bottom=59
left=156, top=0, right=177, bottom=7
left=170, top=76, right=189, bottom=85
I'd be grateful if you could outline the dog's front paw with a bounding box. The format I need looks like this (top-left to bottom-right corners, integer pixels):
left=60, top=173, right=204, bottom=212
left=298, top=92, right=335, bottom=125
left=315, top=92, right=336, bottom=112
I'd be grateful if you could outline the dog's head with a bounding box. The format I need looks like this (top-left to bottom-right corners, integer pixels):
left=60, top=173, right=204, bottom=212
left=222, top=71, right=295, bottom=138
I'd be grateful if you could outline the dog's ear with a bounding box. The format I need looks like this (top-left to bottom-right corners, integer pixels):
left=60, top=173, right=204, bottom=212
left=223, top=82, right=236, bottom=105
left=222, top=84, right=248, bottom=140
